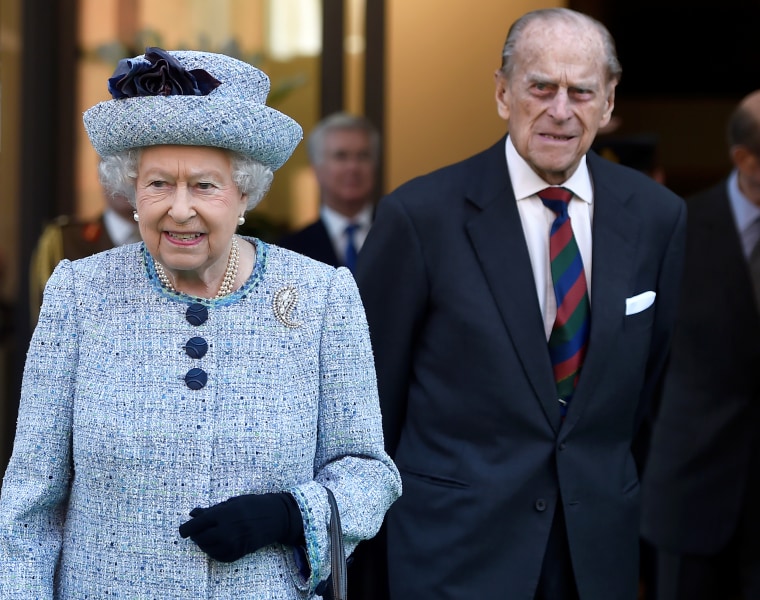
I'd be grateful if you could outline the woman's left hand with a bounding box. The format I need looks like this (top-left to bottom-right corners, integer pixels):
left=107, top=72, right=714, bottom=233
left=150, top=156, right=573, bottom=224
left=178, top=492, right=304, bottom=562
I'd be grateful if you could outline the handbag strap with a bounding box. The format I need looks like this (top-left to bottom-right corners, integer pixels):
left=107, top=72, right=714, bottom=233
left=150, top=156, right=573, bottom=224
left=326, top=487, right=347, bottom=600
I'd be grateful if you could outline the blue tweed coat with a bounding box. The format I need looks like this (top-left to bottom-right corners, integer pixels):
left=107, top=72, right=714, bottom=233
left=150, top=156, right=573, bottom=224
left=0, top=238, right=401, bottom=599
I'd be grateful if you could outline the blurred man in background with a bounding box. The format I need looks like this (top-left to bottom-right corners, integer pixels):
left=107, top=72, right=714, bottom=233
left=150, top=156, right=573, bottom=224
left=29, top=189, right=139, bottom=324
left=278, top=112, right=380, bottom=272
left=641, top=89, right=760, bottom=600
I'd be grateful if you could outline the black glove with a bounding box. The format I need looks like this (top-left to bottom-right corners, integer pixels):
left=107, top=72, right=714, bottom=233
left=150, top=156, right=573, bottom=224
left=179, top=492, right=304, bottom=563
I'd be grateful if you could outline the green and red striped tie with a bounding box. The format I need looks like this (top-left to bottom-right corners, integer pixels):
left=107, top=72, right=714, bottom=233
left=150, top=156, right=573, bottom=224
left=538, top=187, right=590, bottom=418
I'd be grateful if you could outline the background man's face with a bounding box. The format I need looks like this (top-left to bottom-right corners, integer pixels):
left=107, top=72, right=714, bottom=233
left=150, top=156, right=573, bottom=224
left=315, top=128, right=376, bottom=215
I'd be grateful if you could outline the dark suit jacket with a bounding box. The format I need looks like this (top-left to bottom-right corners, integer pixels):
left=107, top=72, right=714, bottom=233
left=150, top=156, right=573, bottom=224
left=278, top=219, right=341, bottom=268
left=354, top=137, right=686, bottom=600
left=641, top=179, right=760, bottom=555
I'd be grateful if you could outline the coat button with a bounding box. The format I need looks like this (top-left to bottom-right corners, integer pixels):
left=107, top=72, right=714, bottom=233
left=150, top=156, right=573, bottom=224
left=186, top=303, right=208, bottom=326
left=535, top=499, right=547, bottom=511
left=185, top=367, right=208, bottom=390
left=184, top=336, right=208, bottom=359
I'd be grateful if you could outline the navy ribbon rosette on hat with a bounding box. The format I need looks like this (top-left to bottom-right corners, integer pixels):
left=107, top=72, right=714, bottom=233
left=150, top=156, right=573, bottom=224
left=108, top=46, right=221, bottom=99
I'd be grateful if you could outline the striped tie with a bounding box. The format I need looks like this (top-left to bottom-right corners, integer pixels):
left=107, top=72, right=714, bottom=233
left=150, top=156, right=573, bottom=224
left=539, top=187, right=590, bottom=417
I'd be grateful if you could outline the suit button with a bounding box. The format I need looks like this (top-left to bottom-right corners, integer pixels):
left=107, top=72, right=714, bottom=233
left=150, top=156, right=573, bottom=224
left=535, top=499, right=547, bottom=511
left=559, top=442, right=566, bottom=451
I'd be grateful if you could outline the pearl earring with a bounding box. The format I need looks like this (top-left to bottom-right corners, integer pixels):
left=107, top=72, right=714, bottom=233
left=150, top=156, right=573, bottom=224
left=133, top=212, right=140, bottom=222
left=237, top=216, right=245, bottom=226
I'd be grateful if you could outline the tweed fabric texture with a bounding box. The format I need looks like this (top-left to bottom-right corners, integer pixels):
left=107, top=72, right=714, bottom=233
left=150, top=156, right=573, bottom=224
left=83, top=51, right=303, bottom=170
left=0, top=238, right=401, bottom=599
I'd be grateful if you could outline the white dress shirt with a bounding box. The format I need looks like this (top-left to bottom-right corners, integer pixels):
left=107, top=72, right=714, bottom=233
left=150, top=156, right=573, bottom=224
left=504, top=136, right=594, bottom=340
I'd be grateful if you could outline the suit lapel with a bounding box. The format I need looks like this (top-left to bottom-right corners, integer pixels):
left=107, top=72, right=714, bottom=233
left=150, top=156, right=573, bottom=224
left=464, top=146, right=652, bottom=430
left=564, top=155, right=641, bottom=427
left=465, top=140, right=561, bottom=430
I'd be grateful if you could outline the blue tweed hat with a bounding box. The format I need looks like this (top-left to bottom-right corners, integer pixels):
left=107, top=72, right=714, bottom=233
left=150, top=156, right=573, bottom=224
left=83, top=47, right=303, bottom=171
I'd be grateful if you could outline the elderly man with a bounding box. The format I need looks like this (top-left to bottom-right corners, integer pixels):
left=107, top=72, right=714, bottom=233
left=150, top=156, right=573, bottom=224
left=354, top=8, right=686, bottom=600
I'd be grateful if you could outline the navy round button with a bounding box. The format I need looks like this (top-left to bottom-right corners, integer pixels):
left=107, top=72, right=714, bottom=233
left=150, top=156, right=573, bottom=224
left=184, top=337, right=208, bottom=359
left=185, top=368, right=208, bottom=390
left=186, top=303, right=208, bottom=326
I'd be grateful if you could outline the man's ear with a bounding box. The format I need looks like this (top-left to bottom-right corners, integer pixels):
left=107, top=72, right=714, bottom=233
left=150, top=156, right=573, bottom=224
left=731, top=145, right=755, bottom=170
left=494, top=70, right=510, bottom=122
left=598, top=82, right=617, bottom=129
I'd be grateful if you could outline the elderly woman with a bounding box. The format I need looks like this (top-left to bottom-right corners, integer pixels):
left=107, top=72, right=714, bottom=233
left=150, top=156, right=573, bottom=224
left=0, top=48, right=400, bottom=599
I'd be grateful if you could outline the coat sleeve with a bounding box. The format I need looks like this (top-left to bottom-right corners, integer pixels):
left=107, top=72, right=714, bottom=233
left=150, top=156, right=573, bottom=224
left=286, top=266, right=402, bottom=594
left=0, top=260, right=78, bottom=598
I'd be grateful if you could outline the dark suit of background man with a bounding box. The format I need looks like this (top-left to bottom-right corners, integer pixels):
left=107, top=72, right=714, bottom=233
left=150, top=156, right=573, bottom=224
left=278, top=112, right=379, bottom=270
left=641, top=90, right=760, bottom=600
left=354, top=7, right=686, bottom=600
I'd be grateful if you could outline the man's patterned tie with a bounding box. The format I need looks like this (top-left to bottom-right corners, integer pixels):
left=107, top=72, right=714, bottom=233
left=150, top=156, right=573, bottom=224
left=538, top=187, right=591, bottom=417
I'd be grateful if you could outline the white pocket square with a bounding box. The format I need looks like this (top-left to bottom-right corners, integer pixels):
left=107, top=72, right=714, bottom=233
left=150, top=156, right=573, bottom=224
left=625, top=291, right=656, bottom=316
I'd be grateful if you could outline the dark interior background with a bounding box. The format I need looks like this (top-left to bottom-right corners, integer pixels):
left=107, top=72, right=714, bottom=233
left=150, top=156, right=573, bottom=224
left=573, top=0, right=760, bottom=197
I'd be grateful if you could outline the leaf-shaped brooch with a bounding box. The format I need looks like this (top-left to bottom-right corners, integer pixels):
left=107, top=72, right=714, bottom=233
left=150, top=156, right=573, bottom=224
left=273, top=286, right=301, bottom=328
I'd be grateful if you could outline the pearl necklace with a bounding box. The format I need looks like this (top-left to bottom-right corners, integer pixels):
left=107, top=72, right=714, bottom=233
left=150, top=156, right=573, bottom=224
left=154, top=236, right=240, bottom=299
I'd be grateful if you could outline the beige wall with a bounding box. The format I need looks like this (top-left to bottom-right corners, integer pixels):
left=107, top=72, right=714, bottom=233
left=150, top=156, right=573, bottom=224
left=384, top=0, right=564, bottom=192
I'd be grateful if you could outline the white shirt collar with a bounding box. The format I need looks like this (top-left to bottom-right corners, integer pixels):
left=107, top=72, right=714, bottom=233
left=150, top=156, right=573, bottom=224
left=727, top=169, right=760, bottom=256
left=728, top=169, right=760, bottom=232
left=320, top=204, right=373, bottom=238
left=505, top=135, right=594, bottom=204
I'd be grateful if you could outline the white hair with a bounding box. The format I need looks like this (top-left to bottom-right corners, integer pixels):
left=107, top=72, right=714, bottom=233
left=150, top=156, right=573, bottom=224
left=98, top=148, right=274, bottom=211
